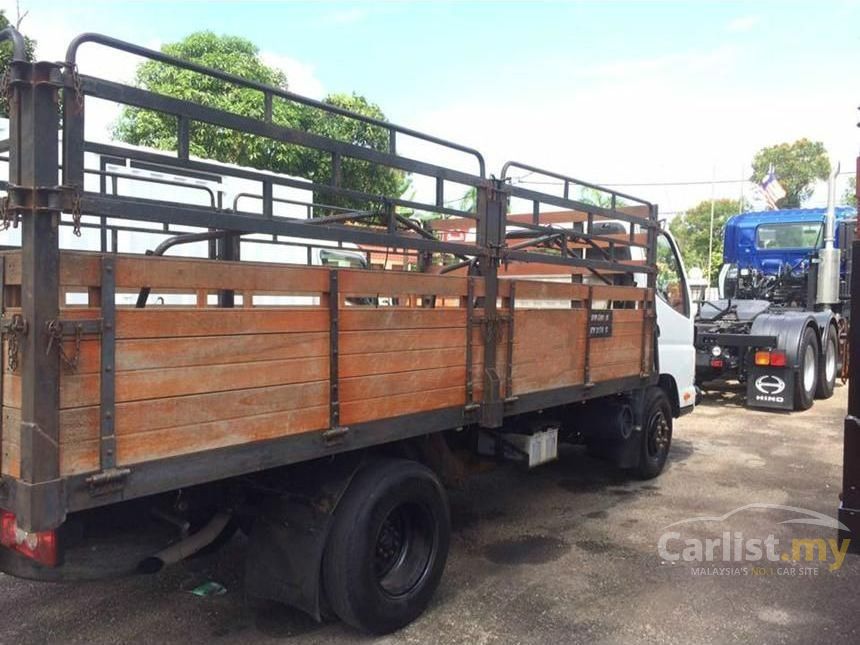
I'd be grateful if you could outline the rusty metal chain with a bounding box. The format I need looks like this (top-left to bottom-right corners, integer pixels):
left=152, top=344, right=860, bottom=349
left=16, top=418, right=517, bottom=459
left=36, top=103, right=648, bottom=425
left=3, top=314, right=28, bottom=373
left=46, top=320, right=82, bottom=372
left=69, top=187, right=83, bottom=237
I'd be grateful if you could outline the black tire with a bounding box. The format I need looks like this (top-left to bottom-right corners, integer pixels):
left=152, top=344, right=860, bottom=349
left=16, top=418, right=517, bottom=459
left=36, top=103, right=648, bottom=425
left=636, top=387, right=673, bottom=480
left=322, top=459, right=450, bottom=634
left=815, top=327, right=837, bottom=400
left=794, top=326, right=819, bottom=411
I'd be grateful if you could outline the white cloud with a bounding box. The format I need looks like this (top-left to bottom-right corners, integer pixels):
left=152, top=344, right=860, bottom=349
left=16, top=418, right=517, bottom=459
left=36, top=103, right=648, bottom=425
left=727, top=15, right=759, bottom=32
left=260, top=52, right=325, bottom=100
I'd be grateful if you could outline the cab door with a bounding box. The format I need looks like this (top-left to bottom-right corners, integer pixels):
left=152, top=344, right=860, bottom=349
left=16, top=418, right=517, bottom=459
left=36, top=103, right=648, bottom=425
left=654, top=231, right=696, bottom=413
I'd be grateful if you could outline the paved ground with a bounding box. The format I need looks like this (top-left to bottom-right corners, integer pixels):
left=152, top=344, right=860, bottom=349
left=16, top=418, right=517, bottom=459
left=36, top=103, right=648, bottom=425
left=1, top=385, right=857, bottom=644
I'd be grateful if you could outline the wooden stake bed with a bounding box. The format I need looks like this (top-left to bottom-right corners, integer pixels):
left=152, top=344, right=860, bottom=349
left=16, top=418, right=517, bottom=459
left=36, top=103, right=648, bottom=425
left=0, top=250, right=652, bottom=480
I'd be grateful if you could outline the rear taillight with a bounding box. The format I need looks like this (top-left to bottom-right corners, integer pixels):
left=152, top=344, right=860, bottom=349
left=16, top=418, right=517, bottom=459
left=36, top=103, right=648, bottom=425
left=710, top=358, right=724, bottom=369
left=0, top=510, right=58, bottom=567
left=754, top=350, right=787, bottom=367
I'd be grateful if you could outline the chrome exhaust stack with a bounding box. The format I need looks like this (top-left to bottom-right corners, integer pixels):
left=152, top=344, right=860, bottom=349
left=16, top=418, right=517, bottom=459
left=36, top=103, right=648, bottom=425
left=816, top=162, right=841, bottom=305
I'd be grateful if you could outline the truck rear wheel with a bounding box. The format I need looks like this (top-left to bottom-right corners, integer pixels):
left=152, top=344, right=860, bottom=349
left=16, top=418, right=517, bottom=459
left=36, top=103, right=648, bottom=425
left=815, top=328, right=837, bottom=400
left=795, top=327, right=819, bottom=410
left=322, top=458, right=450, bottom=634
left=636, top=387, right=673, bottom=480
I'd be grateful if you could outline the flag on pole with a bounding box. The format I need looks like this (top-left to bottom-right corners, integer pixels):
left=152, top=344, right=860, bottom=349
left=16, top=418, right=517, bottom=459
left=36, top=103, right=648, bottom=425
left=759, top=164, right=786, bottom=209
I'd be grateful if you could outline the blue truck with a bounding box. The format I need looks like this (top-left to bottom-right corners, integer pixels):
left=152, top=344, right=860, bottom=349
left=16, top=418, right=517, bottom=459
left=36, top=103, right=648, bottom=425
left=694, top=190, right=856, bottom=410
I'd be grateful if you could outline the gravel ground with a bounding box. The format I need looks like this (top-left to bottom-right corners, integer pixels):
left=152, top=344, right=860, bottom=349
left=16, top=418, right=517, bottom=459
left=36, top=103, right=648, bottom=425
left=0, top=385, right=856, bottom=645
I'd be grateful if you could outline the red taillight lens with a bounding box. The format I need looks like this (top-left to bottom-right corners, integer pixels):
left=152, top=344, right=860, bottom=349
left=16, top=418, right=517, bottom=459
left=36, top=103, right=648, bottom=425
left=754, top=351, right=771, bottom=366
left=710, top=358, right=724, bottom=369
left=0, top=510, right=58, bottom=567
left=769, top=350, right=787, bottom=367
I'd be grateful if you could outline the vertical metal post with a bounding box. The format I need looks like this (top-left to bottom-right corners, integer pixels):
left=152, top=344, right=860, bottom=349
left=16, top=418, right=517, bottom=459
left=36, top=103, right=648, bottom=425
left=99, top=256, right=117, bottom=471
left=584, top=286, right=593, bottom=387
left=505, top=281, right=515, bottom=400
left=217, top=233, right=240, bottom=307
left=328, top=270, right=341, bottom=430
left=839, top=236, right=860, bottom=551
left=475, top=180, right=506, bottom=428
left=465, top=276, right=474, bottom=407
left=14, top=60, right=64, bottom=531
left=642, top=205, right=659, bottom=376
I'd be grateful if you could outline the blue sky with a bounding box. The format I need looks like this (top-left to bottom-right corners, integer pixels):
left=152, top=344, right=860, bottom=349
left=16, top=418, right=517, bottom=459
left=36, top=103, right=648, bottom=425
left=7, top=0, right=860, bottom=214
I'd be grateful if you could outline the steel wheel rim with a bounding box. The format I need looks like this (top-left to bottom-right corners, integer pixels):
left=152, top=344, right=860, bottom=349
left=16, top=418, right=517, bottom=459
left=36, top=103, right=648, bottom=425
left=803, top=344, right=816, bottom=392
left=647, top=407, right=670, bottom=459
left=825, top=337, right=836, bottom=383
left=373, top=502, right=434, bottom=597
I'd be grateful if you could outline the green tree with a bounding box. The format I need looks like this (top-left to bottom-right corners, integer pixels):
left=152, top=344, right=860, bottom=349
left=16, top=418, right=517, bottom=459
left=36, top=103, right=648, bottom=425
left=0, top=9, right=36, bottom=118
left=669, top=198, right=745, bottom=285
left=844, top=176, right=857, bottom=207
left=750, top=139, right=831, bottom=208
left=114, top=32, right=406, bottom=212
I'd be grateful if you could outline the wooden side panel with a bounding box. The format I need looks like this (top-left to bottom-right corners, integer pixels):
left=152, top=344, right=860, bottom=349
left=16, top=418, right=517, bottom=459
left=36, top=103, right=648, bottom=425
left=0, top=250, right=653, bottom=479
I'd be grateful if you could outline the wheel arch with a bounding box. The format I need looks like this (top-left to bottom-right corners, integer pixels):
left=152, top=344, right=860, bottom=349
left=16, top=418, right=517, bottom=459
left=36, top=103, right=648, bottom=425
left=657, top=373, right=681, bottom=418
left=749, top=312, right=821, bottom=369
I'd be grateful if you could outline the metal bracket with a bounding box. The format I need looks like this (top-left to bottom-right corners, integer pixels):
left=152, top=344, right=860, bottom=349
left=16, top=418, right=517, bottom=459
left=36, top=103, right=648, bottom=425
left=85, top=467, right=131, bottom=496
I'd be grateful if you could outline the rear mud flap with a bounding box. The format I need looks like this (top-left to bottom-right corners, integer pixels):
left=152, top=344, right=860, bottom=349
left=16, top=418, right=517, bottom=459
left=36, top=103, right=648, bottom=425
left=746, top=366, right=794, bottom=411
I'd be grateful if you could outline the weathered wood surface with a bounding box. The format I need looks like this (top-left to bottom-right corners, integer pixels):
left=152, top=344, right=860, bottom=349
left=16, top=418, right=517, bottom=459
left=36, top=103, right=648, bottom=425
left=0, top=250, right=653, bottom=478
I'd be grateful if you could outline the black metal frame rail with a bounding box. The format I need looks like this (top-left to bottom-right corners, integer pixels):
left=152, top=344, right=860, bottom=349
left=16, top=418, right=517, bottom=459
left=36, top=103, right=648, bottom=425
left=0, top=27, right=659, bottom=531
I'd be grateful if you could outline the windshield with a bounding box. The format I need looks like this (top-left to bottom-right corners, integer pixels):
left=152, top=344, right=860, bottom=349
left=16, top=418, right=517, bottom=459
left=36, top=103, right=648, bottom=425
left=755, top=222, right=822, bottom=250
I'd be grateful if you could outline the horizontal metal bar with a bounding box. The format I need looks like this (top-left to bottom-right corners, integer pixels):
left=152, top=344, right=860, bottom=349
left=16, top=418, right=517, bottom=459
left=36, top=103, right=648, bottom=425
left=501, top=160, right=654, bottom=209
left=78, top=192, right=485, bottom=258
left=696, top=333, right=778, bottom=349
left=83, top=142, right=476, bottom=220
left=65, top=32, right=486, bottom=177
left=507, top=183, right=658, bottom=229
left=80, top=76, right=484, bottom=189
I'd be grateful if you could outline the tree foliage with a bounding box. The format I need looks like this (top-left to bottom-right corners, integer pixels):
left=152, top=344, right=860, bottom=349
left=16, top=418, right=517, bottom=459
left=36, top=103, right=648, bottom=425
left=844, top=176, right=857, bottom=207
left=750, top=139, right=830, bottom=208
left=114, top=32, right=406, bottom=212
left=668, top=198, right=745, bottom=285
left=0, top=9, right=36, bottom=118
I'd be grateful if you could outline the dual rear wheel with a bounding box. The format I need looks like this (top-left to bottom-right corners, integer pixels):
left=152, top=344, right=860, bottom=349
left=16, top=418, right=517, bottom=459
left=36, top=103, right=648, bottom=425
left=795, top=325, right=837, bottom=411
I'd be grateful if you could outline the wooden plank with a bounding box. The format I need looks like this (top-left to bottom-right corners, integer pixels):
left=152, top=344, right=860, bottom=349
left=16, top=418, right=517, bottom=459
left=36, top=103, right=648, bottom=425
left=52, top=332, right=330, bottom=375
left=60, top=380, right=329, bottom=444
left=61, top=405, right=330, bottom=475
left=108, top=308, right=328, bottom=339
left=2, top=375, right=20, bottom=409
left=339, top=270, right=468, bottom=297
left=2, top=407, right=20, bottom=478
left=340, top=347, right=469, bottom=378
left=4, top=251, right=332, bottom=292
left=340, top=366, right=466, bottom=403
left=513, top=280, right=590, bottom=301
left=58, top=356, right=328, bottom=408
left=341, top=327, right=467, bottom=354
left=340, top=308, right=465, bottom=331
left=591, top=285, right=650, bottom=302
left=340, top=386, right=464, bottom=425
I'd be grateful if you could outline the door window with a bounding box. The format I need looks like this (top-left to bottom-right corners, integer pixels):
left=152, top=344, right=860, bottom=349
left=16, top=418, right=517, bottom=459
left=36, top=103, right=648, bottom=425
left=656, top=233, right=689, bottom=316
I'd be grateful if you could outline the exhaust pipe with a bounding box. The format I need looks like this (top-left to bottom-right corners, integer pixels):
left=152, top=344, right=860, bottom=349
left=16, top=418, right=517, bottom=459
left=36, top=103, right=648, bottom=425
left=817, top=162, right=841, bottom=305
left=138, top=512, right=232, bottom=574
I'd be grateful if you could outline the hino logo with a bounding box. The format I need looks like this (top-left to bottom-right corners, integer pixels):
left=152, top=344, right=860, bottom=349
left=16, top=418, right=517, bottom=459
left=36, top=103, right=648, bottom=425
left=755, top=375, right=786, bottom=396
